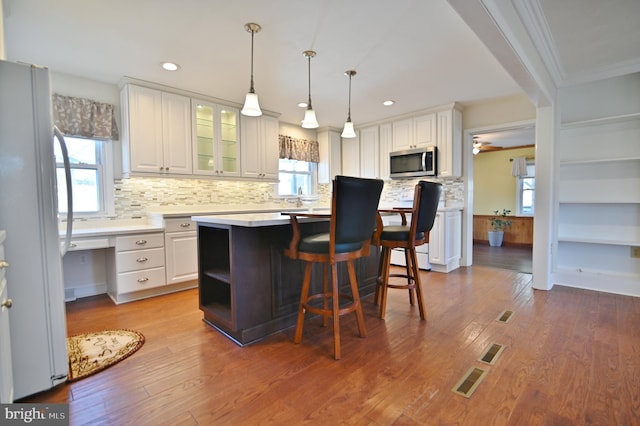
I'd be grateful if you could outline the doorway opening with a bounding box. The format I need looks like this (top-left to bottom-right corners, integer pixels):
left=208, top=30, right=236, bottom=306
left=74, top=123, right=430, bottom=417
left=468, top=123, right=535, bottom=273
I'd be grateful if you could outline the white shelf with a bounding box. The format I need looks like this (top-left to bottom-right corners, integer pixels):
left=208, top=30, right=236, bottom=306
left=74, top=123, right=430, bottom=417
left=559, top=156, right=640, bottom=166
left=561, top=112, right=640, bottom=129
left=557, top=235, right=640, bottom=246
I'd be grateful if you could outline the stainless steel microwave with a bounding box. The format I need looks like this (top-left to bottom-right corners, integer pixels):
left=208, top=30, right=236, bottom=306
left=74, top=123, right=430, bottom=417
left=389, top=146, right=437, bottom=178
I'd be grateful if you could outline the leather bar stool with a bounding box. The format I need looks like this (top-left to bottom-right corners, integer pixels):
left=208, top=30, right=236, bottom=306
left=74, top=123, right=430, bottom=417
left=375, top=181, right=442, bottom=319
left=283, top=175, right=384, bottom=359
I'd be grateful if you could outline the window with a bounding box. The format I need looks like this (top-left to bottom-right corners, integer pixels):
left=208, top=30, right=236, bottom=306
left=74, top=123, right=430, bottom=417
left=516, top=162, right=535, bottom=216
left=278, top=158, right=316, bottom=196
left=54, top=136, right=114, bottom=216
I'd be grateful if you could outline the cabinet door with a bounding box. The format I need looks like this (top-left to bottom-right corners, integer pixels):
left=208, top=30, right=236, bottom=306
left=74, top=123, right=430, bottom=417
left=161, top=92, right=192, bottom=175
left=165, top=231, right=198, bottom=284
left=192, top=101, right=216, bottom=174
left=341, top=132, right=360, bottom=177
left=317, top=129, right=342, bottom=184
left=414, top=113, right=437, bottom=146
left=241, top=115, right=279, bottom=180
left=445, top=211, right=462, bottom=264
left=379, top=123, right=392, bottom=179
left=260, top=115, right=280, bottom=180
left=429, top=212, right=444, bottom=265
left=359, top=126, right=379, bottom=178
left=127, top=86, right=164, bottom=173
left=392, top=118, right=414, bottom=151
left=240, top=115, right=262, bottom=178
left=218, top=107, right=240, bottom=176
left=436, top=109, right=462, bottom=177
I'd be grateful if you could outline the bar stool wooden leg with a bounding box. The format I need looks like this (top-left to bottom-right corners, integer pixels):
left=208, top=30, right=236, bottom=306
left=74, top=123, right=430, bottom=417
left=322, top=263, right=329, bottom=327
left=347, top=260, right=367, bottom=338
left=379, top=247, right=392, bottom=320
left=404, top=249, right=413, bottom=306
left=409, top=248, right=426, bottom=320
left=331, top=263, right=341, bottom=360
left=294, top=262, right=313, bottom=344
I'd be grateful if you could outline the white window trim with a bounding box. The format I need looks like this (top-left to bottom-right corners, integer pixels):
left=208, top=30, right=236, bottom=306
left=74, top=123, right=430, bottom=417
left=515, top=161, right=535, bottom=217
left=58, top=138, right=115, bottom=218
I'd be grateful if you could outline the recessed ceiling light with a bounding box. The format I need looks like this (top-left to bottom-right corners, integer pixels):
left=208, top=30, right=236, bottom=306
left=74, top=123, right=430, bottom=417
left=383, top=100, right=395, bottom=106
left=161, top=62, right=180, bottom=71
left=297, top=102, right=307, bottom=108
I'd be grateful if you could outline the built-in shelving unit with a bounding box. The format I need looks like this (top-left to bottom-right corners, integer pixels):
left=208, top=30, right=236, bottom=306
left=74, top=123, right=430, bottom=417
left=554, top=75, right=640, bottom=296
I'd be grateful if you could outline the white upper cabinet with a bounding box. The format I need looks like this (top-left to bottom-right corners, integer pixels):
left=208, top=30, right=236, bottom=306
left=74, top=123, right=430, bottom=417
left=192, top=100, right=240, bottom=177
left=391, top=118, right=414, bottom=151
left=414, top=113, right=437, bottom=147
left=359, top=126, right=380, bottom=179
left=241, top=115, right=279, bottom=180
left=391, top=113, right=436, bottom=151
left=317, top=129, right=342, bottom=184
left=341, top=131, right=360, bottom=178
left=378, top=123, right=392, bottom=179
left=436, top=107, right=462, bottom=177
left=121, top=85, right=192, bottom=175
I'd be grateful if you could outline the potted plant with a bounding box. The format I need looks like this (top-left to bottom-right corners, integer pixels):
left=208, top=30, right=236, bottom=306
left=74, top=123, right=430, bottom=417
left=488, top=209, right=512, bottom=247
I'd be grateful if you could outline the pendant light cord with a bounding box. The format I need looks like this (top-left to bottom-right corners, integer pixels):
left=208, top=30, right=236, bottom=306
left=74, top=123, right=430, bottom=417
left=249, top=29, right=256, bottom=94
left=307, top=55, right=313, bottom=109
left=347, top=73, right=352, bottom=121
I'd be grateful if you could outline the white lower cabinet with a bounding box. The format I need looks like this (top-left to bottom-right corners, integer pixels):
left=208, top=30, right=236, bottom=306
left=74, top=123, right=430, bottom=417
left=107, top=232, right=166, bottom=304
left=382, top=210, right=461, bottom=273
left=164, top=217, right=198, bottom=285
left=427, top=209, right=462, bottom=273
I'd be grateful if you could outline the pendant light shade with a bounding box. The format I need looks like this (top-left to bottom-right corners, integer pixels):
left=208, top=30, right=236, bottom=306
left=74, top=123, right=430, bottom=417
left=341, top=70, right=357, bottom=138
left=301, top=50, right=319, bottom=129
left=241, top=23, right=262, bottom=117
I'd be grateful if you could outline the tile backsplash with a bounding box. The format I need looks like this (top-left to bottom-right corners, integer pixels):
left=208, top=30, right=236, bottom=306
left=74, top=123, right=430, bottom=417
left=112, top=176, right=464, bottom=219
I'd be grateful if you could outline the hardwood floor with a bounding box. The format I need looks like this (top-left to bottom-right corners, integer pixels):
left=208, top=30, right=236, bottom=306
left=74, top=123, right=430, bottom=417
left=21, top=266, right=640, bottom=425
left=473, top=243, right=532, bottom=274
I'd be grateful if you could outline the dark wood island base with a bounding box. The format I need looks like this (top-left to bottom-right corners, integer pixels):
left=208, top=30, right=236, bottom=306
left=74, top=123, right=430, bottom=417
left=195, top=215, right=380, bottom=345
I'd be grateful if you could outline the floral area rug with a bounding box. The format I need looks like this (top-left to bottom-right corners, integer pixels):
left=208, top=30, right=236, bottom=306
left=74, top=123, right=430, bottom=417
left=67, top=329, right=145, bottom=382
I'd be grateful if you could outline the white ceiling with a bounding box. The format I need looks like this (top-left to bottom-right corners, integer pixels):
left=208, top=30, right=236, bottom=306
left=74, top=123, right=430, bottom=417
left=3, top=0, right=640, bottom=148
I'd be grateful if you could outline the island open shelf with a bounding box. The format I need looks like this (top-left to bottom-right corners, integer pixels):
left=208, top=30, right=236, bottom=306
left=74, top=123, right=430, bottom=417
left=194, top=212, right=380, bottom=345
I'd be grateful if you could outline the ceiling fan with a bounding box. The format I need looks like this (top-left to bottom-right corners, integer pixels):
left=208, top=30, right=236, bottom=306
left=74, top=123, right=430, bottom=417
left=473, top=137, right=502, bottom=154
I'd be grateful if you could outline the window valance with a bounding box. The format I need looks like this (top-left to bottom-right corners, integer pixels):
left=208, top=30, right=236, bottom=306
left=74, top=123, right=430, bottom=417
left=279, top=134, right=320, bottom=163
left=52, top=94, right=119, bottom=140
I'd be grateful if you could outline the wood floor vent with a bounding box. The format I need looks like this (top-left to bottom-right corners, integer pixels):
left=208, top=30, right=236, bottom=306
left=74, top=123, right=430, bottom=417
left=452, top=367, right=486, bottom=398
left=479, top=343, right=505, bottom=365
left=497, top=309, right=514, bottom=323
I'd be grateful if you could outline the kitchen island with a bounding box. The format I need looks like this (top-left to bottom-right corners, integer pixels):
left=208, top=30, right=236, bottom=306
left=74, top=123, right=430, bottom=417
left=192, top=212, right=380, bottom=345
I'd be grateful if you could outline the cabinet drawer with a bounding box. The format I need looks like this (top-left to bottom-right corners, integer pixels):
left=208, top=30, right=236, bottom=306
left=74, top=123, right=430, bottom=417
left=116, top=247, right=165, bottom=273
left=164, top=218, right=196, bottom=233
left=116, top=267, right=166, bottom=294
left=117, top=233, right=164, bottom=251
left=68, top=237, right=112, bottom=251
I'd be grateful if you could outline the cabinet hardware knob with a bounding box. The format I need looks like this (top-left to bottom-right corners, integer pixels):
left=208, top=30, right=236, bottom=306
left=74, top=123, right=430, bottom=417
left=136, top=257, right=148, bottom=263
left=135, top=240, right=147, bottom=245
left=180, top=223, right=191, bottom=228
left=0, top=260, right=8, bottom=269
left=137, top=277, right=149, bottom=283
left=69, top=243, right=77, bottom=248
left=1, top=298, right=12, bottom=309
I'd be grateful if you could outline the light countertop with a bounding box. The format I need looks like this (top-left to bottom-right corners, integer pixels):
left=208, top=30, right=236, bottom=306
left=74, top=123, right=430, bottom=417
left=192, top=210, right=330, bottom=228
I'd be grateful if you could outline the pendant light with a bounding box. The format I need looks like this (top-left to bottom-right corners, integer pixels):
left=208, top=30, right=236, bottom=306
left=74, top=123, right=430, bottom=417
left=301, top=50, right=319, bottom=128
left=241, top=23, right=262, bottom=117
left=341, top=70, right=357, bottom=138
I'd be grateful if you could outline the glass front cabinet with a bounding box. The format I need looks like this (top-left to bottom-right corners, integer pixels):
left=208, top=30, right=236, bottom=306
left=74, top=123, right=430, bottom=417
left=192, top=100, right=240, bottom=177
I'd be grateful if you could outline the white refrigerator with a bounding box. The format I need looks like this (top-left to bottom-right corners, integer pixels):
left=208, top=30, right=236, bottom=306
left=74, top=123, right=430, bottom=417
left=0, top=60, right=71, bottom=400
